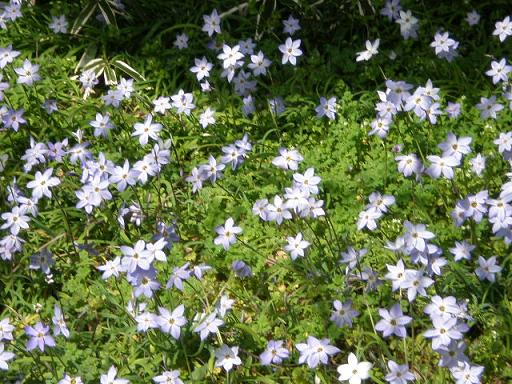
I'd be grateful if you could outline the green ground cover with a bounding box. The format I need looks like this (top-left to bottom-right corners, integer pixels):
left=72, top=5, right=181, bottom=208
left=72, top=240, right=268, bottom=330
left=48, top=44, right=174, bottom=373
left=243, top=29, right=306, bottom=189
left=1, top=0, right=512, bottom=383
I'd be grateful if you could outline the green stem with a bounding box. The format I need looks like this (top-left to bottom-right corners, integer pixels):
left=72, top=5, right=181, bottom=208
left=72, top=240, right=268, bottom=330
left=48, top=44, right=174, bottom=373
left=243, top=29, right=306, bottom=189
left=238, top=238, right=265, bottom=259
left=114, top=278, right=126, bottom=308
left=216, top=180, right=239, bottom=201
left=54, top=194, right=80, bottom=260
left=304, top=219, right=335, bottom=259
left=130, top=184, right=146, bottom=221
left=409, top=300, right=415, bottom=367
left=180, top=338, right=192, bottom=373
left=10, top=344, right=45, bottom=381
left=325, top=213, right=341, bottom=252
left=47, top=348, right=60, bottom=381
left=403, top=336, right=409, bottom=366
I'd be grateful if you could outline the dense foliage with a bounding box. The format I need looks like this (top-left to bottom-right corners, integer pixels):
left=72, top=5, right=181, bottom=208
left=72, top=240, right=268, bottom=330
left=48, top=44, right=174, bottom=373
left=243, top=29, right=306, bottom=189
left=1, top=0, right=512, bottom=383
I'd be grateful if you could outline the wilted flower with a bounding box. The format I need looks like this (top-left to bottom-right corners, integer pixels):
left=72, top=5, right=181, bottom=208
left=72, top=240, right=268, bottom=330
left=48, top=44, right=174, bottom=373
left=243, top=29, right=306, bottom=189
left=232, top=260, right=252, bottom=278
left=356, top=39, right=379, bottom=62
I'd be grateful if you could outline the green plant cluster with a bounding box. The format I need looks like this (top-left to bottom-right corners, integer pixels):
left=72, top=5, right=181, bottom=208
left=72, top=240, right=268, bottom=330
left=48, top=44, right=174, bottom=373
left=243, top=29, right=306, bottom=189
left=0, top=1, right=512, bottom=383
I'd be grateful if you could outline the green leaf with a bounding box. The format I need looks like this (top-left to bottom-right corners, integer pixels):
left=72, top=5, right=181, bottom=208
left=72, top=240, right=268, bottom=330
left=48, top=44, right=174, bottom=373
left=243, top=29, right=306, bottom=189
left=70, top=0, right=98, bottom=35
left=104, top=65, right=118, bottom=86
left=112, top=59, right=146, bottom=82
left=75, top=44, right=98, bottom=73
left=82, top=58, right=105, bottom=73
left=233, top=322, right=262, bottom=342
left=98, top=0, right=118, bottom=28
left=190, top=364, right=208, bottom=381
